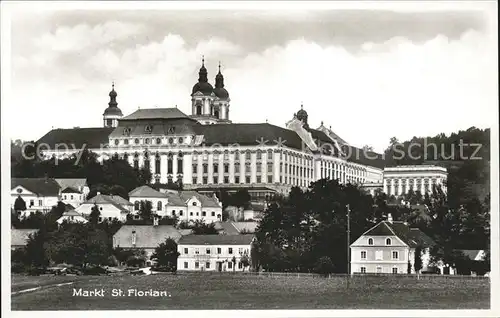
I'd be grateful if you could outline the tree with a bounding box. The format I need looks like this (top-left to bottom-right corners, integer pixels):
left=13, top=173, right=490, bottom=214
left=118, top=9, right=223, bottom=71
left=14, top=196, right=27, bottom=212
left=240, top=254, right=250, bottom=272
left=314, top=256, right=335, bottom=277
left=189, top=220, right=218, bottom=234
left=414, top=246, right=423, bottom=274
left=151, top=238, right=180, bottom=271
left=158, top=215, right=178, bottom=226
left=89, top=204, right=100, bottom=225
left=138, top=200, right=153, bottom=223
left=24, top=229, right=49, bottom=270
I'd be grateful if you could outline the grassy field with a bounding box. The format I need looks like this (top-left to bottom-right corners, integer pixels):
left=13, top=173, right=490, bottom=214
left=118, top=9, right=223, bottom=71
left=11, top=273, right=490, bottom=310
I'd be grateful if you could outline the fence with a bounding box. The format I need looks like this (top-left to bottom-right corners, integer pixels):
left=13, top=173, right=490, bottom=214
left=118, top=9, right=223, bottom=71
left=157, top=270, right=489, bottom=281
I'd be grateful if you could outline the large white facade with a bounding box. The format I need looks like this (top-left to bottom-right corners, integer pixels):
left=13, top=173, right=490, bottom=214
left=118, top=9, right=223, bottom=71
left=383, top=165, right=448, bottom=196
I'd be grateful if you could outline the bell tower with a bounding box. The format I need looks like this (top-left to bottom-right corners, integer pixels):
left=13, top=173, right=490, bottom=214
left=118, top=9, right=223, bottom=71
left=103, top=82, right=123, bottom=128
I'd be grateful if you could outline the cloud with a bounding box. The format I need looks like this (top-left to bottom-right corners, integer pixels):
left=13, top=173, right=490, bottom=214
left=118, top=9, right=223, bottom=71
left=8, top=13, right=496, bottom=154
left=34, top=21, right=146, bottom=52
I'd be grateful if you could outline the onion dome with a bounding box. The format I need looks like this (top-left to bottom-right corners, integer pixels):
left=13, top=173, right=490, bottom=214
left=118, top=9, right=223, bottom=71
left=296, top=103, right=309, bottom=128
left=192, top=56, right=214, bottom=95
left=103, top=82, right=123, bottom=116
left=213, top=62, right=229, bottom=100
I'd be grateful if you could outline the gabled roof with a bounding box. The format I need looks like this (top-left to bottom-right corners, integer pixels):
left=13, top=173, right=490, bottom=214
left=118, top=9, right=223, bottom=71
left=37, top=127, right=114, bottom=149
left=194, top=123, right=304, bottom=150
left=61, top=186, right=82, bottom=194
left=113, top=225, right=182, bottom=248
left=165, top=192, right=186, bottom=206
left=360, top=220, right=436, bottom=248
left=232, top=222, right=259, bottom=233
left=55, top=178, right=87, bottom=190
left=178, top=234, right=254, bottom=245
left=11, top=229, right=39, bottom=247
left=179, top=191, right=221, bottom=208
left=62, top=209, right=84, bottom=216
left=121, top=108, right=189, bottom=120
left=214, top=221, right=240, bottom=235
left=457, top=249, right=485, bottom=261
left=84, top=194, right=131, bottom=212
left=129, top=185, right=166, bottom=198
left=11, top=178, right=61, bottom=197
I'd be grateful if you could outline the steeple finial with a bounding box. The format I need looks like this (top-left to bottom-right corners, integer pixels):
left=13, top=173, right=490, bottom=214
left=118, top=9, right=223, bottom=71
left=202, top=55, right=205, bottom=66
left=301, top=101, right=303, bottom=109
left=108, top=82, right=117, bottom=107
left=321, top=121, right=324, bottom=126
left=218, top=61, right=221, bottom=73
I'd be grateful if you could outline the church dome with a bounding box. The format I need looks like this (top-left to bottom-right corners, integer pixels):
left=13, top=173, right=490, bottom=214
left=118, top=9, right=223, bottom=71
left=103, top=83, right=123, bottom=116
left=213, top=63, right=229, bottom=99
left=192, top=81, right=214, bottom=95
left=213, top=87, right=229, bottom=99
left=103, top=106, right=123, bottom=116
left=192, top=57, right=214, bottom=96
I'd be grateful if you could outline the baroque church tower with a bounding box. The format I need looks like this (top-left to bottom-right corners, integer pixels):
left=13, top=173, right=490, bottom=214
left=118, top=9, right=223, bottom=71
left=103, top=82, right=123, bottom=128
left=190, top=57, right=231, bottom=125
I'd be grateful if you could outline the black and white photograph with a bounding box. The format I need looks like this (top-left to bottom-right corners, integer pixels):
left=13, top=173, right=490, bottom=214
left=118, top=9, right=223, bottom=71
left=1, top=1, right=498, bottom=316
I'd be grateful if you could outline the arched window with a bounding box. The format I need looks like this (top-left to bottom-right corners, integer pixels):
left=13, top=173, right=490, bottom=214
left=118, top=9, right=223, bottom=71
left=167, top=153, right=173, bottom=174
left=368, top=238, right=374, bottom=245
left=157, top=201, right=162, bottom=211
left=144, top=152, right=150, bottom=171
left=134, top=201, right=140, bottom=211
left=155, top=153, right=161, bottom=174
left=177, top=152, right=183, bottom=174
left=386, top=238, right=392, bottom=245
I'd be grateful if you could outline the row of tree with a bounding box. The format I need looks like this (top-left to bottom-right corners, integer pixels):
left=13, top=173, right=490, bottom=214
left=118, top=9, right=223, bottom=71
left=252, top=178, right=490, bottom=274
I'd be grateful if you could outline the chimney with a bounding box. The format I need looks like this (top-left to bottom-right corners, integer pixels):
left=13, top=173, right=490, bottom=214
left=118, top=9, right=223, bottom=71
left=387, top=213, right=393, bottom=223
left=131, top=230, right=137, bottom=246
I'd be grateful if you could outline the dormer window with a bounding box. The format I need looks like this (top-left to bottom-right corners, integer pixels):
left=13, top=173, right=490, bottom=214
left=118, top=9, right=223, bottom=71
left=145, top=125, right=153, bottom=133
left=386, top=238, right=392, bottom=246
left=123, top=127, right=131, bottom=136
left=167, top=126, right=176, bottom=134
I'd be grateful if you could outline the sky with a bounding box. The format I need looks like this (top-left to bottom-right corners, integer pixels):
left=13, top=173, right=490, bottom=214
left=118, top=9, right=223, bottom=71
left=4, top=1, right=498, bottom=152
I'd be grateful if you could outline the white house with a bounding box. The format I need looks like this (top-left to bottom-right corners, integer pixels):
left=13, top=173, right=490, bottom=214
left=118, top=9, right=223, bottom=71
left=177, top=234, right=254, bottom=272
left=350, top=214, right=436, bottom=275
left=55, top=178, right=89, bottom=207
left=11, top=178, right=61, bottom=217
left=75, top=193, right=133, bottom=222
left=129, top=185, right=170, bottom=216
left=113, top=224, right=182, bottom=263
left=128, top=186, right=222, bottom=223
left=56, top=210, right=88, bottom=225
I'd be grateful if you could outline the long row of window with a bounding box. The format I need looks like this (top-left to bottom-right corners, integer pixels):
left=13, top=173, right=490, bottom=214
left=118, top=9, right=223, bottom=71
left=182, top=260, right=244, bottom=270
left=182, top=247, right=248, bottom=255
left=114, top=136, right=184, bottom=146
